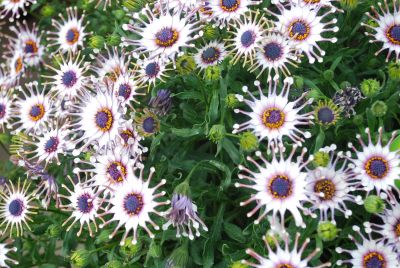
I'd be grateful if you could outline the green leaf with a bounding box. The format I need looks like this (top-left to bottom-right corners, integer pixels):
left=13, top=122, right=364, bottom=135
left=206, top=160, right=232, bottom=190
left=390, top=134, right=400, bottom=151
left=314, top=129, right=325, bottom=153
left=221, top=138, right=241, bottom=164
left=208, top=89, right=220, bottom=123
left=223, top=222, right=246, bottom=243
left=170, top=127, right=203, bottom=137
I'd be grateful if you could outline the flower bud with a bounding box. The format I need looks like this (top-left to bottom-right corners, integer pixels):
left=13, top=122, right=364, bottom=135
left=176, top=55, right=196, bottom=75
left=317, top=221, right=338, bottom=242
left=89, top=36, right=105, bottom=49
left=148, top=240, right=162, bottom=258
left=46, top=223, right=62, bottom=238
left=339, top=81, right=351, bottom=90
left=313, top=151, right=330, bottom=167
left=101, top=260, right=124, bottom=268
left=107, top=33, right=121, bottom=46
left=360, top=79, right=380, bottom=97
left=352, top=114, right=364, bottom=126
left=70, top=249, right=91, bottom=268
left=41, top=5, right=56, bottom=17
left=122, top=0, right=147, bottom=12
left=388, top=61, right=400, bottom=81
left=112, top=10, right=126, bottom=20
left=364, top=195, right=385, bottom=213
left=239, top=131, right=258, bottom=152
left=371, top=100, right=387, bottom=117
left=95, top=229, right=111, bottom=244
left=203, top=24, right=219, bottom=40
left=225, top=94, right=239, bottom=109
left=323, top=70, right=334, bottom=81
left=204, top=65, right=221, bottom=81
left=293, top=76, right=304, bottom=89
left=231, top=261, right=248, bottom=268
left=119, top=237, right=141, bottom=257
left=208, top=124, right=226, bottom=143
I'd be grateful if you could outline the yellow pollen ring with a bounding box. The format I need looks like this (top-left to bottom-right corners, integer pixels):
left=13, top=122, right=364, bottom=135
left=395, top=222, right=400, bottom=237
left=66, top=28, right=80, bottom=45
left=95, top=108, right=114, bottom=132
left=262, top=107, right=285, bottom=129
left=219, top=0, right=240, bottom=12
left=386, top=25, right=400, bottom=45
left=15, top=57, right=23, bottom=74
left=314, top=179, right=336, bottom=200
left=362, top=252, right=386, bottom=268
left=288, top=20, right=311, bottom=41
left=155, top=30, right=179, bottom=48
left=28, top=104, right=46, bottom=122
left=364, top=156, right=389, bottom=180
left=107, top=161, right=127, bottom=183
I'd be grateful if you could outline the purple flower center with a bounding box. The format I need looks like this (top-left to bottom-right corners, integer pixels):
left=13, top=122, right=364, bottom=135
left=29, top=104, right=45, bottom=121
left=120, top=129, right=134, bottom=144
left=317, top=107, right=335, bottom=124
left=77, top=193, right=93, bottom=213
left=24, top=40, right=38, bottom=54
left=143, top=117, right=155, bottom=133
left=263, top=42, right=283, bottom=61
left=62, top=70, right=77, bottom=88
left=201, top=47, right=220, bottom=64
left=145, top=62, right=160, bottom=78
left=221, top=0, right=239, bottom=11
left=366, top=158, right=388, bottom=179
left=363, top=252, right=386, bottom=268
left=9, top=199, right=24, bottom=216
left=269, top=175, right=292, bottom=199
left=123, top=193, right=144, bottom=215
left=95, top=108, right=113, bottom=131
left=0, top=104, right=6, bottom=119
left=155, top=27, right=179, bottom=47
left=118, top=83, right=132, bottom=100
left=107, top=161, right=126, bottom=183
left=44, top=136, right=59, bottom=153
left=241, top=30, right=256, bottom=47
left=389, top=25, right=400, bottom=42
left=66, top=28, right=79, bottom=44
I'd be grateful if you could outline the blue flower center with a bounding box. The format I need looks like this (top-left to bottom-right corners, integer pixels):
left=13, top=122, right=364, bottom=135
left=262, top=108, right=285, bottom=129
left=363, top=252, right=386, bottom=268
left=29, top=104, right=45, bottom=121
left=201, top=47, right=220, bottom=64
left=24, top=40, right=38, bottom=54
left=107, top=161, right=126, bottom=182
left=44, top=136, right=59, bottom=153
left=123, top=193, right=144, bottom=215
left=263, top=42, right=283, bottom=61
left=155, top=28, right=179, bottom=47
left=289, top=20, right=310, bottom=40
left=365, top=157, right=389, bottom=179
left=388, top=25, right=400, bottom=43
left=143, top=117, right=155, bottom=133
left=95, top=108, right=113, bottom=131
left=62, top=70, right=77, bottom=88
left=317, top=107, right=335, bottom=124
left=118, top=83, right=132, bottom=100
left=66, top=28, right=79, bottom=44
left=269, top=175, right=292, bottom=199
left=145, top=62, right=160, bottom=77
left=0, top=104, right=6, bottom=119
left=241, top=30, right=256, bottom=47
left=9, top=199, right=24, bottom=216
left=120, top=129, right=134, bottom=144
left=221, top=0, right=240, bottom=11
left=77, top=193, right=93, bottom=213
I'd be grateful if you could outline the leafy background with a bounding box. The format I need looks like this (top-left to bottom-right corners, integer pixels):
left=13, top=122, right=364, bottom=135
left=1, top=0, right=400, bottom=267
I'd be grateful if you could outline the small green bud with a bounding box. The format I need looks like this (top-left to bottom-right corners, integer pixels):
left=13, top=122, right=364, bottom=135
left=323, top=70, right=334, bottom=81
left=84, top=152, right=92, bottom=161
left=148, top=240, right=162, bottom=258
left=89, top=35, right=105, bottom=49
left=204, top=65, right=221, bottom=81
left=293, top=76, right=304, bottom=89
left=313, top=151, right=330, bottom=167
left=317, top=221, right=338, bottom=242
left=174, top=180, right=190, bottom=196
left=203, top=24, right=219, bottom=40
left=166, top=243, right=189, bottom=268
left=112, top=10, right=126, bottom=20
left=122, top=0, right=147, bottom=12
left=101, top=260, right=124, bottom=268
left=176, top=55, right=196, bottom=75
left=360, top=79, right=380, bottom=97
left=231, top=261, right=248, bottom=268
left=208, top=124, right=226, bottom=143
left=119, top=237, right=141, bottom=258
left=364, top=195, right=385, bottom=213
left=371, top=100, right=387, bottom=117
left=340, top=81, right=352, bottom=90
left=352, top=114, right=364, bottom=126
left=95, top=229, right=111, bottom=244
left=225, top=94, right=239, bottom=109
left=46, top=224, right=62, bottom=238
left=239, top=131, right=258, bottom=152
left=70, top=249, right=91, bottom=268
left=41, top=5, right=56, bottom=17
left=388, top=61, right=400, bottom=81
left=107, top=33, right=121, bottom=46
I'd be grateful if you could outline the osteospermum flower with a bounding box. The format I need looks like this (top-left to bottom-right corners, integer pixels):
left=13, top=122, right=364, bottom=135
left=0, top=240, right=18, bottom=267
left=233, top=78, right=313, bottom=147
left=314, top=99, right=341, bottom=127
left=117, top=121, right=147, bottom=158
left=91, top=47, right=130, bottom=82
left=47, top=7, right=88, bottom=54
left=43, top=52, right=91, bottom=101
left=0, top=0, right=36, bottom=22
left=7, top=20, right=44, bottom=67
left=59, top=174, right=103, bottom=237
left=10, top=81, right=54, bottom=135
left=136, top=56, right=170, bottom=87
left=244, top=232, right=331, bottom=268
left=99, top=166, right=169, bottom=245
left=113, top=72, right=143, bottom=110
left=122, top=3, right=204, bottom=62
left=0, top=88, right=14, bottom=132
left=363, top=0, right=400, bottom=61
left=207, top=0, right=262, bottom=27
left=267, top=1, right=339, bottom=63
left=135, top=109, right=160, bottom=137
left=336, top=226, right=400, bottom=267
left=235, top=144, right=312, bottom=228
left=226, top=11, right=269, bottom=67
left=332, top=85, right=364, bottom=118
left=69, top=82, right=125, bottom=155
left=194, top=41, right=226, bottom=70
left=305, top=144, right=363, bottom=223
left=250, top=31, right=300, bottom=79
left=0, top=179, right=37, bottom=237
left=6, top=50, right=25, bottom=87
left=347, top=127, right=400, bottom=194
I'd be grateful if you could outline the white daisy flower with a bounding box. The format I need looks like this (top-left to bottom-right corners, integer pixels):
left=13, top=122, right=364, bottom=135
left=6, top=50, right=25, bottom=87
left=136, top=56, right=170, bottom=87
left=235, top=144, right=313, bottom=228
left=244, top=232, right=331, bottom=268
left=43, top=52, right=91, bottom=101
left=90, top=47, right=130, bottom=82
left=336, top=226, right=400, bottom=267
left=363, top=0, right=400, bottom=61
left=347, top=127, right=400, bottom=194
left=0, top=87, right=14, bottom=132
left=306, top=144, right=363, bottom=223
left=113, top=72, right=143, bottom=111
left=68, top=81, right=125, bottom=155
left=233, top=78, right=313, bottom=148
left=59, top=174, right=104, bottom=237
left=47, top=6, right=88, bottom=54
left=117, top=121, right=147, bottom=158
left=194, top=41, right=226, bottom=70
left=226, top=11, right=270, bottom=67
left=267, top=1, right=339, bottom=63
left=0, top=179, right=37, bottom=237
left=250, top=30, right=300, bottom=80
left=207, top=0, right=262, bottom=27
left=0, top=0, right=36, bottom=22
left=0, top=240, right=18, bottom=268
left=10, top=81, right=54, bottom=135
left=99, top=166, right=169, bottom=245
left=122, top=3, right=204, bottom=62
